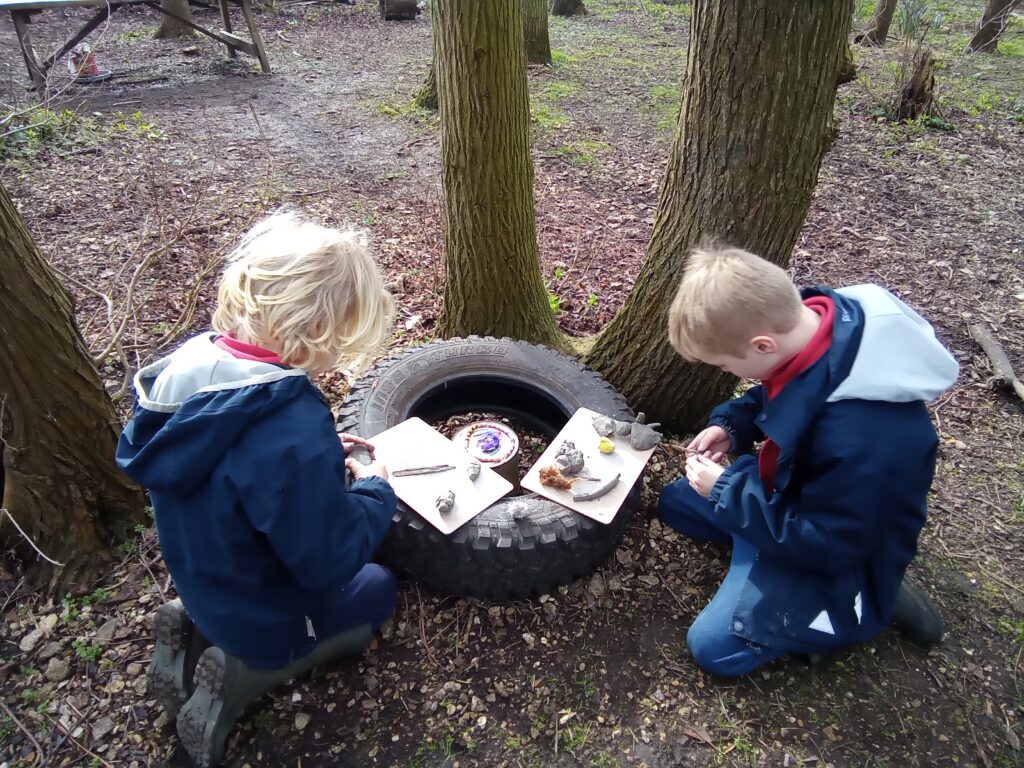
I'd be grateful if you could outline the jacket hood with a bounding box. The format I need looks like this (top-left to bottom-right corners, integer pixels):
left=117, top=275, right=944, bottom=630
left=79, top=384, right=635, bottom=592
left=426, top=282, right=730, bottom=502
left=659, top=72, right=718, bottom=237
left=116, top=333, right=310, bottom=493
left=827, top=285, right=959, bottom=403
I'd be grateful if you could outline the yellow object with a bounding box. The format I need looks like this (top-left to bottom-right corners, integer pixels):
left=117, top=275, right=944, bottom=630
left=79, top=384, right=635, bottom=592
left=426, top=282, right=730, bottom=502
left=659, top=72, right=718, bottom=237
left=598, top=438, right=615, bottom=454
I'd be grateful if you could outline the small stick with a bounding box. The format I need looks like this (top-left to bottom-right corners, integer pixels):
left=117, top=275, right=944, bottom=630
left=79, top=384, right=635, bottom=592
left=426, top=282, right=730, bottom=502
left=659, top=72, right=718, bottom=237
left=392, top=464, right=456, bottom=477
left=970, top=323, right=1024, bottom=401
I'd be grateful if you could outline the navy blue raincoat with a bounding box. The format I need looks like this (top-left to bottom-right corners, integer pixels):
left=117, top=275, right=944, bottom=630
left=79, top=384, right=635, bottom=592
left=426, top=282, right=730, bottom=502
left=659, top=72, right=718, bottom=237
left=116, top=334, right=396, bottom=667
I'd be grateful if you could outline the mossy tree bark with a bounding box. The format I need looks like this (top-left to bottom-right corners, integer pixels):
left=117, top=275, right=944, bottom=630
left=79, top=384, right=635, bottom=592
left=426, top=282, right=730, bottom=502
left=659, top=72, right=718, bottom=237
left=155, top=0, right=195, bottom=39
left=966, top=0, right=1021, bottom=53
left=414, top=64, right=438, bottom=110
left=0, top=182, right=145, bottom=589
left=414, top=4, right=438, bottom=111
left=854, top=0, right=897, bottom=47
left=583, top=0, right=854, bottom=431
left=523, top=0, right=552, bottom=65
left=433, top=0, right=565, bottom=349
left=550, top=0, right=586, bottom=16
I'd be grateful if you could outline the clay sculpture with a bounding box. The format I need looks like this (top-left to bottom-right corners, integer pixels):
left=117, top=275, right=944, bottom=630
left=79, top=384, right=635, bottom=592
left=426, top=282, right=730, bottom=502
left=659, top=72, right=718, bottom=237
left=466, top=460, right=481, bottom=481
left=629, top=413, right=662, bottom=451
left=436, top=490, right=455, bottom=514
left=597, top=437, right=615, bottom=454
left=554, top=440, right=585, bottom=475
left=393, top=464, right=456, bottom=477
left=572, top=473, right=620, bottom=502
left=539, top=465, right=575, bottom=490
left=592, top=415, right=616, bottom=437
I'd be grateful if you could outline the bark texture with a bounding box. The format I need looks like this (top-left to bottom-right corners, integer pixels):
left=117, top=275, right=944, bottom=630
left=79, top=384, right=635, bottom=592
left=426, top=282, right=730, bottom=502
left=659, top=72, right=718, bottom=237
left=0, top=182, right=145, bottom=588
left=154, top=0, right=195, bottom=39
left=966, top=0, right=1021, bottom=53
left=414, top=64, right=438, bottom=110
left=549, top=0, right=586, bottom=17
left=523, top=0, right=552, bottom=65
left=584, top=0, right=854, bottom=430
left=895, top=48, right=935, bottom=120
left=434, top=0, right=565, bottom=349
left=854, top=0, right=898, bottom=46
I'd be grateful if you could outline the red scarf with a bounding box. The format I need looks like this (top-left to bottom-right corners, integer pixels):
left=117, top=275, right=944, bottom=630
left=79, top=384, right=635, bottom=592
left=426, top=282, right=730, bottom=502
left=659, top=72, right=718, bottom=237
left=213, top=333, right=284, bottom=365
left=757, top=296, right=834, bottom=494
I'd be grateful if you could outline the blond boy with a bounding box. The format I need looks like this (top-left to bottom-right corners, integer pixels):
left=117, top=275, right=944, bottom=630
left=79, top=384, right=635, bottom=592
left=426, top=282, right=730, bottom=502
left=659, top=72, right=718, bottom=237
left=117, top=209, right=395, bottom=765
left=661, top=246, right=958, bottom=676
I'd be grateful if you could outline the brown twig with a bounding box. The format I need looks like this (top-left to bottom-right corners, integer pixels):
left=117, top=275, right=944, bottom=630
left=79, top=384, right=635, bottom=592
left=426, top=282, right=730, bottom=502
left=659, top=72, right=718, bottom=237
left=0, top=697, right=46, bottom=765
left=415, top=586, right=440, bottom=668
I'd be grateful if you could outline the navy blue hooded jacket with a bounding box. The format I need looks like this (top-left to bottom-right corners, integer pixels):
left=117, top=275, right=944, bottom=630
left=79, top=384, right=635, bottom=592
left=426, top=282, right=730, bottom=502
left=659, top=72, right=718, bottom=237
left=116, top=333, right=396, bottom=668
left=706, top=285, right=958, bottom=651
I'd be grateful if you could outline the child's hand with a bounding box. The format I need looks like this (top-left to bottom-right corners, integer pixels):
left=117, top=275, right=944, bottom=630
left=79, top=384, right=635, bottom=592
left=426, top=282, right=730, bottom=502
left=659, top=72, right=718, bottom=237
left=346, top=457, right=389, bottom=481
left=685, top=454, right=725, bottom=498
left=338, top=432, right=375, bottom=458
left=687, top=425, right=730, bottom=462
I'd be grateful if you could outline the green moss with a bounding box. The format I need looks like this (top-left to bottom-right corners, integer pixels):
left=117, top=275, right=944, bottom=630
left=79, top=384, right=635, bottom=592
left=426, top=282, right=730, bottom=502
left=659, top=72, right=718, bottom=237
left=532, top=104, right=571, bottom=129
left=543, top=81, right=579, bottom=100
left=554, top=139, right=613, bottom=166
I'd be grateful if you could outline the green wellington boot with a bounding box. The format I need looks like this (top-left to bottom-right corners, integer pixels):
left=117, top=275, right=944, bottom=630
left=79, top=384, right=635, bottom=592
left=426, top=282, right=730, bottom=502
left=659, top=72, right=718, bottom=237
left=149, top=600, right=211, bottom=717
left=176, top=623, right=373, bottom=767
left=890, top=579, right=945, bottom=647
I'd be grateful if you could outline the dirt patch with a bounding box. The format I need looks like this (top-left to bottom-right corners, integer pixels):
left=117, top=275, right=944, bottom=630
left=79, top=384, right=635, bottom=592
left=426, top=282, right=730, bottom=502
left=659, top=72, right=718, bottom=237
left=2, top=1, right=1023, bottom=767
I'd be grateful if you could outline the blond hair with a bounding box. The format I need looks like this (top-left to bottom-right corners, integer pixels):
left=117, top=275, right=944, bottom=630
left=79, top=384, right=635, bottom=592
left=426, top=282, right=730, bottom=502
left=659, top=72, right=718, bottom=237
left=213, top=208, right=393, bottom=372
left=667, top=244, right=801, bottom=361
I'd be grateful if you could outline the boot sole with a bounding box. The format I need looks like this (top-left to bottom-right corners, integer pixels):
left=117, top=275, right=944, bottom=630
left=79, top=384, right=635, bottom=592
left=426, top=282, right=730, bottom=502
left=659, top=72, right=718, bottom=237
left=149, top=602, right=193, bottom=717
left=178, top=647, right=233, bottom=768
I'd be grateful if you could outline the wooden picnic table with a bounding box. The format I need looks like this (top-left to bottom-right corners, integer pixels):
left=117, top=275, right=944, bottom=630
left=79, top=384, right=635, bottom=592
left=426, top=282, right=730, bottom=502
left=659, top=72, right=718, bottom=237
left=2, top=0, right=271, bottom=90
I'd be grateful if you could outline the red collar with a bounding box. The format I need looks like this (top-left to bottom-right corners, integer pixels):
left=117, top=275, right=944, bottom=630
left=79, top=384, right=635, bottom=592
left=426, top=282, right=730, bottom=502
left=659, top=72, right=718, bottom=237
left=762, top=296, right=834, bottom=400
left=213, top=334, right=284, bottom=365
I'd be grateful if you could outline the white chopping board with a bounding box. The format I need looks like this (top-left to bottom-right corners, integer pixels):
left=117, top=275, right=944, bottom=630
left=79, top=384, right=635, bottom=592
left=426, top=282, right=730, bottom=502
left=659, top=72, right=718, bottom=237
left=520, top=407, right=656, bottom=525
left=367, top=417, right=513, bottom=534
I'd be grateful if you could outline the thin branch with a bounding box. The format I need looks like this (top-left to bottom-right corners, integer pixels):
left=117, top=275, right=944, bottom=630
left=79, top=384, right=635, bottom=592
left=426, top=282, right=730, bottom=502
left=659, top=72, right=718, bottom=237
left=0, top=697, right=46, bottom=764
left=1, top=507, right=66, bottom=566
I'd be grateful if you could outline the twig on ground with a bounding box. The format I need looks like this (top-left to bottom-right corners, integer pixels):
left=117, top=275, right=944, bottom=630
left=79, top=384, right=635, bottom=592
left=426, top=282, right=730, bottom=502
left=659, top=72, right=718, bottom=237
left=969, top=323, right=1024, bottom=401
left=416, top=586, right=440, bottom=668
left=0, top=697, right=46, bottom=764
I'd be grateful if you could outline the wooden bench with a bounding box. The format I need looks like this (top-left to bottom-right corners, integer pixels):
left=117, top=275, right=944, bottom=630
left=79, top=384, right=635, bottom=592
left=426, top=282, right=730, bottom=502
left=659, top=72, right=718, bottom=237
left=2, top=0, right=271, bottom=90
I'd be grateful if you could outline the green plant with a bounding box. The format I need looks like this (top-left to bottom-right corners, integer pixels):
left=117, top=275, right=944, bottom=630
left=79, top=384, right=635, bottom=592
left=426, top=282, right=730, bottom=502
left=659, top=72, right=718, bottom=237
left=84, top=587, right=110, bottom=606
left=897, top=0, right=943, bottom=41
left=113, top=110, right=165, bottom=140
left=0, top=108, right=97, bottom=160
left=73, top=638, right=103, bottom=662
left=63, top=593, right=81, bottom=623
left=532, top=105, right=571, bottom=129
left=547, top=289, right=563, bottom=314
left=543, top=81, right=578, bottom=100
left=551, top=50, right=580, bottom=67
left=586, top=292, right=600, bottom=308
left=20, top=687, right=43, bottom=705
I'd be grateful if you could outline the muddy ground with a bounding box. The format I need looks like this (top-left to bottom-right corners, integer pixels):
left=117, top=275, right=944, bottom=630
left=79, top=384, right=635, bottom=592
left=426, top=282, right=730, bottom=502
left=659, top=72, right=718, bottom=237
left=1, top=1, right=1023, bottom=767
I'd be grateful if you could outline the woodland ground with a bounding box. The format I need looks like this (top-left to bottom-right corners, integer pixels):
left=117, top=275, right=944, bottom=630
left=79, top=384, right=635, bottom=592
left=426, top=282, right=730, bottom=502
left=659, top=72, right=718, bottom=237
left=1, top=1, right=1023, bottom=767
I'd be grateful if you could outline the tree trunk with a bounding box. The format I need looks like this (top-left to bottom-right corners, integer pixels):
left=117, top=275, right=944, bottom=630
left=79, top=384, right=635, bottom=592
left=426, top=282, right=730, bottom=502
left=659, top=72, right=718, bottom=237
left=895, top=48, right=935, bottom=120
left=837, top=40, right=857, bottom=85
left=584, top=0, right=854, bottom=431
left=414, top=64, right=438, bottom=110
left=854, top=0, right=897, bottom=46
left=433, top=0, right=565, bottom=349
left=966, top=0, right=1021, bottom=53
left=154, top=0, right=195, bottom=39
left=523, top=0, right=552, bottom=65
left=0, top=182, right=145, bottom=589
left=550, top=0, right=586, bottom=17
